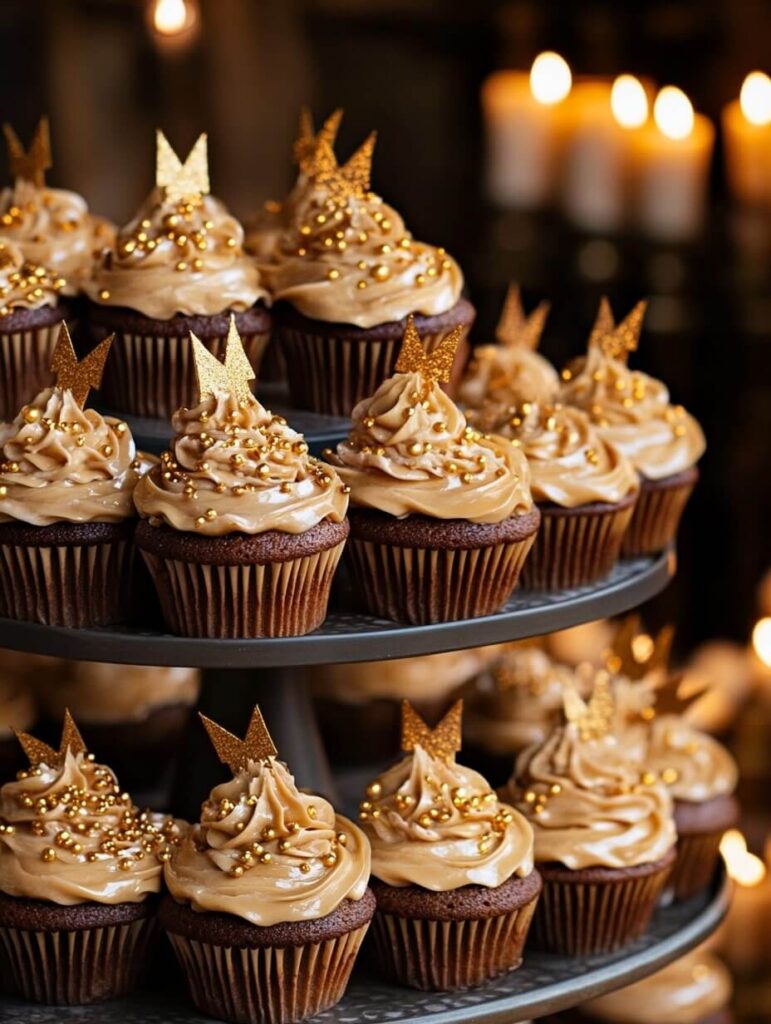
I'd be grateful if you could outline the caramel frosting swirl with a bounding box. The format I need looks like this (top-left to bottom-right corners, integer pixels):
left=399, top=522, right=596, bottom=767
left=259, top=183, right=463, bottom=328
left=328, top=371, right=534, bottom=523
left=165, top=757, right=370, bottom=926
left=0, top=239, right=63, bottom=314
left=0, top=676, right=36, bottom=737
left=85, top=188, right=267, bottom=320
left=0, top=180, right=113, bottom=295
left=560, top=348, right=705, bottom=480
left=0, top=749, right=183, bottom=904
left=134, top=391, right=348, bottom=535
left=360, top=745, right=534, bottom=889
left=502, top=724, right=676, bottom=869
left=0, top=387, right=140, bottom=526
left=460, top=345, right=560, bottom=425
left=645, top=715, right=738, bottom=803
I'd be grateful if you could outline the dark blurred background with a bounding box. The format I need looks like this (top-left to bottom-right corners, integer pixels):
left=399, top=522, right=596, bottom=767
left=1, top=0, right=770, bottom=652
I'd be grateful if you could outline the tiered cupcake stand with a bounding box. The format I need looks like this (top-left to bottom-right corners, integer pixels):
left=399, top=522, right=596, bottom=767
left=0, top=412, right=729, bottom=1024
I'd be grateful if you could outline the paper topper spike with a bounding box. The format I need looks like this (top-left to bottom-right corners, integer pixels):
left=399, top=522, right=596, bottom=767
left=294, top=108, right=343, bottom=175
left=156, top=130, right=210, bottom=203
left=588, top=296, right=616, bottom=351
left=14, top=730, right=58, bottom=767
left=15, top=708, right=87, bottom=767
left=495, top=284, right=550, bottom=350
left=600, top=300, right=647, bottom=362
left=401, top=699, right=463, bottom=761
left=337, top=131, right=376, bottom=197
left=652, top=671, right=709, bottom=718
left=191, top=322, right=254, bottom=404
left=563, top=672, right=614, bottom=739
left=223, top=316, right=256, bottom=403
left=610, top=616, right=675, bottom=681
left=3, top=117, right=51, bottom=187
left=394, top=315, right=462, bottom=386
left=49, top=323, right=113, bottom=407
left=200, top=705, right=277, bottom=774
left=315, top=130, right=376, bottom=199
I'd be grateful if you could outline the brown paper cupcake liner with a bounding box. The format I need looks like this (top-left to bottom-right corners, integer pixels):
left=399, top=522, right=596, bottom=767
left=668, top=830, right=724, bottom=902
left=101, top=328, right=271, bottom=420
left=0, top=321, right=63, bottom=420
left=531, top=853, right=674, bottom=956
left=167, top=924, right=369, bottom=1024
left=520, top=496, right=636, bottom=590
left=622, top=470, right=698, bottom=556
left=0, top=535, right=135, bottom=628
left=0, top=917, right=156, bottom=1005
left=345, top=533, right=536, bottom=624
left=140, top=541, right=345, bottom=638
left=369, top=899, right=539, bottom=992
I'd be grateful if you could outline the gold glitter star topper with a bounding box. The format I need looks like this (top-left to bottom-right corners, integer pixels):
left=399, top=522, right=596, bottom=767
left=191, top=316, right=255, bottom=404
left=50, top=322, right=113, bottom=407
left=294, top=107, right=343, bottom=176
left=3, top=116, right=51, bottom=187
left=200, top=705, right=277, bottom=774
left=590, top=299, right=647, bottom=362
left=496, top=284, right=550, bottom=350
left=563, top=672, right=614, bottom=740
left=15, top=709, right=87, bottom=767
left=608, top=615, right=674, bottom=682
left=395, top=315, right=462, bottom=387
left=401, top=699, right=463, bottom=761
left=156, top=130, right=210, bottom=203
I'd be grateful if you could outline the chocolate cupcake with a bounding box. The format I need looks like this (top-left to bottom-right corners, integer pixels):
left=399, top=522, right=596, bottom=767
left=459, top=283, right=558, bottom=424
left=0, top=670, right=37, bottom=779
left=134, top=320, right=349, bottom=637
left=325, top=318, right=540, bottom=624
left=560, top=299, right=705, bottom=556
left=0, top=711, right=183, bottom=1004
left=84, top=131, right=270, bottom=419
left=360, top=699, right=540, bottom=991
left=259, top=110, right=474, bottom=416
left=161, top=705, right=374, bottom=1024
left=35, top=661, right=200, bottom=791
left=0, top=326, right=142, bottom=627
left=500, top=674, right=677, bottom=955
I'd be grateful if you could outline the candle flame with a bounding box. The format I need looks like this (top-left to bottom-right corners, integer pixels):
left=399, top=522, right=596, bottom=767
left=752, top=617, right=771, bottom=668
left=530, top=52, right=572, bottom=107
left=152, top=0, right=189, bottom=35
left=720, top=829, right=766, bottom=887
left=654, top=86, right=695, bottom=141
left=740, top=71, right=771, bottom=127
left=611, top=75, right=648, bottom=129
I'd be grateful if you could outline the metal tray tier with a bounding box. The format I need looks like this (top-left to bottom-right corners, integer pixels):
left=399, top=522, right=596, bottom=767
left=0, top=865, right=728, bottom=1024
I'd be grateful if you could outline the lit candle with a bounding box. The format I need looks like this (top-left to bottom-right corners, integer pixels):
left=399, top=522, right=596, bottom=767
left=482, top=52, right=572, bottom=208
left=634, top=86, right=715, bottom=242
left=723, top=72, right=771, bottom=208
left=717, top=830, right=771, bottom=976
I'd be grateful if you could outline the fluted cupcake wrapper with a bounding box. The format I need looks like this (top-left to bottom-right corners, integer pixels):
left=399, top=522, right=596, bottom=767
left=167, top=924, right=369, bottom=1024
left=531, top=858, right=674, bottom=956
left=622, top=475, right=697, bottom=556
left=100, top=329, right=271, bottom=420
left=0, top=537, right=134, bottom=627
left=345, top=534, right=535, bottom=624
left=0, top=321, right=63, bottom=420
left=277, top=323, right=470, bottom=417
left=520, top=500, right=635, bottom=591
left=140, top=542, right=346, bottom=638
left=369, top=895, right=539, bottom=992
left=667, top=830, right=724, bottom=902
left=0, top=917, right=156, bottom=1005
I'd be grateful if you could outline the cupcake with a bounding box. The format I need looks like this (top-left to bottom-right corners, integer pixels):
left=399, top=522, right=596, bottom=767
left=359, top=699, right=541, bottom=991
left=560, top=299, right=705, bottom=556
left=133, top=319, right=349, bottom=637
left=35, top=661, right=200, bottom=791
left=459, top=283, right=558, bottom=426
left=0, top=711, right=183, bottom=1004
left=259, top=110, right=474, bottom=416
left=0, top=325, right=142, bottom=627
left=325, top=317, right=540, bottom=623
left=85, top=131, right=270, bottom=419
left=500, top=674, right=677, bottom=955
left=0, top=671, right=37, bottom=779
left=161, top=705, right=374, bottom=1024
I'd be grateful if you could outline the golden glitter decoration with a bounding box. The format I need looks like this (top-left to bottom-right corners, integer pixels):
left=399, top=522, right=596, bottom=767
left=15, top=709, right=87, bottom=767
left=156, top=130, right=210, bottom=204
left=608, top=615, right=674, bottom=681
left=595, top=300, right=647, bottom=362
left=314, top=131, right=377, bottom=200
left=294, top=107, right=343, bottom=176
left=3, top=116, right=51, bottom=187
left=200, top=705, right=277, bottom=774
left=49, top=322, right=113, bottom=408
left=191, top=316, right=255, bottom=404
left=395, top=315, right=462, bottom=386
left=563, top=672, right=614, bottom=740
left=401, top=699, right=463, bottom=762
left=588, top=296, right=615, bottom=350
left=496, top=283, right=550, bottom=350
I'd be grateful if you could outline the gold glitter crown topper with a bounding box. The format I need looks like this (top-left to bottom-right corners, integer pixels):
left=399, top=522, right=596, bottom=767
left=395, top=315, right=462, bottom=387
left=650, top=671, right=708, bottom=718
left=15, top=709, right=87, bottom=767
left=496, top=283, right=550, bottom=350
left=156, top=130, right=210, bottom=203
left=401, top=699, right=463, bottom=761
left=200, top=705, right=277, bottom=775
left=3, top=116, right=51, bottom=188
left=50, top=322, right=113, bottom=407
left=191, top=315, right=255, bottom=405
left=589, top=298, right=647, bottom=363
left=608, top=615, right=674, bottom=682
left=294, top=107, right=343, bottom=175
left=295, top=107, right=376, bottom=199
left=563, top=671, right=614, bottom=740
